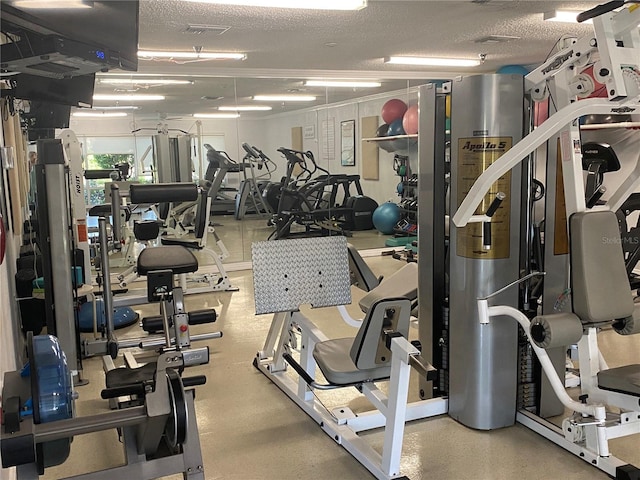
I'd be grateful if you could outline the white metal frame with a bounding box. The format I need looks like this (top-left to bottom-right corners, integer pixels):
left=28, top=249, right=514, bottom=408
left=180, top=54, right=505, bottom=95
left=452, top=5, right=640, bottom=476
left=452, top=4, right=640, bottom=228
left=478, top=300, right=640, bottom=477
left=254, top=310, right=447, bottom=480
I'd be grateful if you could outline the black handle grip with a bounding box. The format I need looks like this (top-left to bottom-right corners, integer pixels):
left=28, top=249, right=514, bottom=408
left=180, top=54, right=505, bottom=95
left=101, top=382, right=147, bottom=399
left=576, top=0, right=624, bottom=23
left=242, top=143, right=260, bottom=158
left=485, top=192, right=506, bottom=218
left=188, top=309, right=217, bottom=325
left=282, top=353, right=316, bottom=386
left=182, top=375, right=207, bottom=388
left=483, top=222, right=492, bottom=249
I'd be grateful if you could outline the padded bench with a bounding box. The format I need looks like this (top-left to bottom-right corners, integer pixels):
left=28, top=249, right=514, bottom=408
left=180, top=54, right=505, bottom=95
left=137, top=246, right=198, bottom=276
left=598, top=364, right=640, bottom=397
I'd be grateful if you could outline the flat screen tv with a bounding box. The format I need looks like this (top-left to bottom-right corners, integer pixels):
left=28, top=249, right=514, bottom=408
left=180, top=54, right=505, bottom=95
left=1, top=1, right=139, bottom=106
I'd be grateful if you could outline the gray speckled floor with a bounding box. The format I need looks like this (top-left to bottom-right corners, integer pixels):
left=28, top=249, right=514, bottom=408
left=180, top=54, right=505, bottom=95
left=36, top=253, right=640, bottom=480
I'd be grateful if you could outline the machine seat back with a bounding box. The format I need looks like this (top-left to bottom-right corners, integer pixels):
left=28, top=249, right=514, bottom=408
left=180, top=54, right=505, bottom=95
left=570, top=210, right=634, bottom=323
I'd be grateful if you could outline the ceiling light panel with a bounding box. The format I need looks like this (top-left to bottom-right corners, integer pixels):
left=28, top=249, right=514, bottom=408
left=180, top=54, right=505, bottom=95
left=183, top=0, right=367, bottom=10
left=543, top=10, right=592, bottom=24
left=184, top=24, right=231, bottom=35
left=93, top=94, right=165, bottom=101
left=90, top=106, right=140, bottom=110
left=72, top=112, right=127, bottom=117
left=99, top=78, right=193, bottom=85
left=194, top=113, right=241, bottom=118
left=253, top=95, right=317, bottom=102
left=384, top=56, right=481, bottom=67
left=304, top=80, right=381, bottom=88
left=12, top=0, right=93, bottom=8
left=138, top=51, right=246, bottom=60
left=218, top=106, right=273, bottom=111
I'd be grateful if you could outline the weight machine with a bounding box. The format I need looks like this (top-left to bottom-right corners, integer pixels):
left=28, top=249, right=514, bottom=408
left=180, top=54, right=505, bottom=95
left=252, top=2, right=639, bottom=478
left=3, top=211, right=219, bottom=479
left=448, top=1, right=640, bottom=477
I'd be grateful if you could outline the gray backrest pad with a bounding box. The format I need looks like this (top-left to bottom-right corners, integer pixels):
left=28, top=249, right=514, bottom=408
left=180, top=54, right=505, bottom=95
left=358, top=262, right=418, bottom=313
left=350, top=297, right=411, bottom=370
left=570, top=211, right=634, bottom=323
left=347, top=243, right=380, bottom=292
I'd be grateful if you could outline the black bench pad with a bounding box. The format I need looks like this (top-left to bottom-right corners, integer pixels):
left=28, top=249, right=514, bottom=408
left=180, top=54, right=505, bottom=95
left=137, top=246, right=198, bottom=275
left=161, top=237, right=203, bottom=250
left=597, top=364, right=640, bottom=397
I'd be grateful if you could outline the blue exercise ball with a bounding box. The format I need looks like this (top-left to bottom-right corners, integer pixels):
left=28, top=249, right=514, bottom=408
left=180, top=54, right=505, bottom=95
left=372, top=202, right=401, bottom=235
left=77, top=300, right=139, bottom=333
left=396, top=182, right=404, bottom=195
left=387, top=119, right=406, bottom=137
left=496, top=64, right=530, bottom=75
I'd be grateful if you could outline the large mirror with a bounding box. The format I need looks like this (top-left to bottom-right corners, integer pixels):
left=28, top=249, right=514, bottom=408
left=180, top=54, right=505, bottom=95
left=67, top=75, right=428, bottom=265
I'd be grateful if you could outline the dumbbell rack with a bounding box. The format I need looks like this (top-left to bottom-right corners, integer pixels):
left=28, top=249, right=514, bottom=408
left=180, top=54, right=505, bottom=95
left=387, top=154, right=418, bottom=247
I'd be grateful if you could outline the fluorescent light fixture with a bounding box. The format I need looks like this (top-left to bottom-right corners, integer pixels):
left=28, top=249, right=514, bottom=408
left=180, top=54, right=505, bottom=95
left=90, top=106, right=140, bottom=111
left=99, top=78, right=193, bottom=86
left=385, top=56, right=481, bottom=67
left=193, top=113, right=241, bottom=119
left=183, top=0, right=367, bottom=10
left=93, top=94, right=165, bottom=101
left=218, top=105, right=273, bottom=111
left=304, top=80, right=381, bottom=88
left=138, top=50, right=246, bottom=60
left=12, top=0, right=93, bottom=8
left=253, top=94, right=317, bottom=102
left=543, top=10, right=592, bottom=23
left=72, top=112, right=128, bottom=118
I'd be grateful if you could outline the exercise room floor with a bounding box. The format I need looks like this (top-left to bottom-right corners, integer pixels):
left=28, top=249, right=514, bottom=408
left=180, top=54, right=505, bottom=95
left=34, top=251, right=640, bottom=480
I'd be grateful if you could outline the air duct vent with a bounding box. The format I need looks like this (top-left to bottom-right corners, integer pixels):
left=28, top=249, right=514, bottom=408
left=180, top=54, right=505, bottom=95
left=184, top=24, right=231, bottom=35
left=474, top=35, right=520, bottom=44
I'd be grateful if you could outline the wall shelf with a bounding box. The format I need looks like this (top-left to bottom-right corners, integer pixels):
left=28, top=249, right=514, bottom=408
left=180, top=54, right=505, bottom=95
left=362, top=134, right=418, bottom=153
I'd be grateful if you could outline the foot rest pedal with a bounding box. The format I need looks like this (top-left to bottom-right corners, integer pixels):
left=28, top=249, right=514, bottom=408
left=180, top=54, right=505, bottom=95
left=142, top=309, right=216, bottom=333
left=142, top=315, right=165, bottom=333
left=188, top=309, right=217, bottom=325
left=102, top=362, right=157, bottom=398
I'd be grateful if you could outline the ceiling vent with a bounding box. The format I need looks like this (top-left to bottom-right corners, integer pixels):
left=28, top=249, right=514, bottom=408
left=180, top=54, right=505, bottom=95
left=474, top=35, right=520, bottom=44
left=184, top=24, right=231, bottom=35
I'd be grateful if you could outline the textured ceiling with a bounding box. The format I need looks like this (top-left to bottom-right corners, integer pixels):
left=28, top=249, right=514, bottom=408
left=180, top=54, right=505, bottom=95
left=89, top=0, right=607, bottom=118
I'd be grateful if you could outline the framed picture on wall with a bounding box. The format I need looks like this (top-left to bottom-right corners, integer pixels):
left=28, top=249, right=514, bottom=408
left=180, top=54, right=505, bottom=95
left=341, top=119, right=356, bottom=167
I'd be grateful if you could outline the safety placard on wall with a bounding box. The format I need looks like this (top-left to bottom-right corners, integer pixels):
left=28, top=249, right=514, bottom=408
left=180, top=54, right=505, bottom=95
left=456, top=137, right=512, bottom=259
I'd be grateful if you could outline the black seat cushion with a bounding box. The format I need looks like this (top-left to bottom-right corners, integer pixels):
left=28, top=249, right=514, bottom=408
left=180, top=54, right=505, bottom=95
left=137, top=246, right=198, bottom=275
left=597, top=364, right=640, bottom=397
left=161, top=237, right=203, bottom=250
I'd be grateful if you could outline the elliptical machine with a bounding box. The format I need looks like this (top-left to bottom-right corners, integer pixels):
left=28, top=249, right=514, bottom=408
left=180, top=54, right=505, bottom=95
left=269, top=147, right=371, bottom=239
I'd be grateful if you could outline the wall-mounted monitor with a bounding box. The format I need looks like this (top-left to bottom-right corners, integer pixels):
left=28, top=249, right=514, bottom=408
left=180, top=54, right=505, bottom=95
left=0, top=1, right=139, bottom=78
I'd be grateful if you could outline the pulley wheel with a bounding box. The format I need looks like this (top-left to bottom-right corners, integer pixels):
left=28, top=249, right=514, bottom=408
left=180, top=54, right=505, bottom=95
left=165, top=368, right=188, bottom=447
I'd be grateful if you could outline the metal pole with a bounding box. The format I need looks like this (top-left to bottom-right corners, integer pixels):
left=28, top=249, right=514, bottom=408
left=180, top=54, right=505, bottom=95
left=34, top=407, right=147, bottom=443
left=98, top=217, right=116, bottom=352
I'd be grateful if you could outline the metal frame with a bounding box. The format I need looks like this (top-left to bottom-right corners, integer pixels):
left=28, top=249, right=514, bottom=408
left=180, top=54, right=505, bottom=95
left=477, top=300, right=640, bottom=477
left=254, top=311, right=447, bottom=480
left=450, top=5, right=640, bottom=476
left=252, top=236, right=446, bottom=479
left=5, top=347, right=209, bottom=480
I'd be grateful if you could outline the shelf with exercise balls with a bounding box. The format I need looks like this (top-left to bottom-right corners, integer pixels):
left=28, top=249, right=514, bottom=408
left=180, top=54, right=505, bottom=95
left=362, top=98, right=421, bottom=247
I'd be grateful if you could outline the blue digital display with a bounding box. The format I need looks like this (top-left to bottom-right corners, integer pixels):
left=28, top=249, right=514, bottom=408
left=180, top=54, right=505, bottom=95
left=95, top=50, right=106, bottom=60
